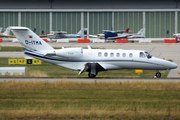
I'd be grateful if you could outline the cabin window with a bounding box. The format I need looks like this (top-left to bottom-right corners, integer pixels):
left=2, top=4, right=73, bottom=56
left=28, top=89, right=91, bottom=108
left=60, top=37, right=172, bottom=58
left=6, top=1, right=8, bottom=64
left=104, top=52, right=108, bottom=57
left=123, top=53, right=126, bottom=57
left=139, top=52, right=146, bottom=58
left=110, top=53, right=114, bottom=57
left=116, top=53, right=120, bottom=57
left=98, top=52, right=102, bottom=57
left=129, top=53, right=133, bottom=57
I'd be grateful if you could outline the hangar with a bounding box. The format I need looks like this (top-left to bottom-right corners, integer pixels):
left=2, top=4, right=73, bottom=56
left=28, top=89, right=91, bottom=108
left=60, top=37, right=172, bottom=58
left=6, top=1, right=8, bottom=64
left=0, top=0, right=180, bottom=38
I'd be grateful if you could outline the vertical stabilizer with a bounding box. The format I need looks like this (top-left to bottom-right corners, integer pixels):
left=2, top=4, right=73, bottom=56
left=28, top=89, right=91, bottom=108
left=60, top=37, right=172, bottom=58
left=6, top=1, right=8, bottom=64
left=0, top=27, right=3, bottom=33
left=77, top=28, right=86, bottom=37
left=3, top=27, right=11, bottom=35
left=137, top=28, right=145, bottom=35
left=124, top=28, right=129, bottom=33
left=10, top=27, right=54, bottom=52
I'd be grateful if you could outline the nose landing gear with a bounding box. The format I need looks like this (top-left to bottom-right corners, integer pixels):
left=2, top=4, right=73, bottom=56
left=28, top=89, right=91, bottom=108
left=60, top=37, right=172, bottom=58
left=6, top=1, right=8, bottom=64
left=155, top=71, right=161, bottom=78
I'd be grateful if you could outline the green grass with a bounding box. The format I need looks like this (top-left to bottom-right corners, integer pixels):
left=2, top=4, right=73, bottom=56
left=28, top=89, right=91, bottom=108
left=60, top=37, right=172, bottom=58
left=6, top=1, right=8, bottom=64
left=0, top=46, right=24, bottom=52
left=0, top=58, right=169, bottom=78
left=0, top=81, right=180, bottom=118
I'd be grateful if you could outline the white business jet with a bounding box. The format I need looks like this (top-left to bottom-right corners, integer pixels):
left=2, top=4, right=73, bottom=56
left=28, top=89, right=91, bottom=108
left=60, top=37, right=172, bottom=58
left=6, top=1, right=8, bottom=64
left=10, top=27, right=177, bottom=78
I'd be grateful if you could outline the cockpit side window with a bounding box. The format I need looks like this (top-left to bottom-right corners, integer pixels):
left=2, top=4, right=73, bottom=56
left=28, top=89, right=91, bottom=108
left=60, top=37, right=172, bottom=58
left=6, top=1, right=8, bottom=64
left=145, top=51, right=152, bottom=59
left=139, top=52, right=146, bottom=58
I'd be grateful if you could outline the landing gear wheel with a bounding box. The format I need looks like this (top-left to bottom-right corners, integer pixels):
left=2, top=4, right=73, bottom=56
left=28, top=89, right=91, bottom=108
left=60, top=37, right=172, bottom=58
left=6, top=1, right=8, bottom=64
left=88, top=73, right=96, bottom=78
left=155, top=72, right=161, bottom=78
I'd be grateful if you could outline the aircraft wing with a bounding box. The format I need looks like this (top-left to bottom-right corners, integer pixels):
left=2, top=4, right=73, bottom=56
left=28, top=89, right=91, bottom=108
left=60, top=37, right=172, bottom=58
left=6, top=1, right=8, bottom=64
left=102, top=29, right=132, bottom=34
left=39, top=34, right=55, bottom=37
left=127, top=36, right=135, bottom=38
left=0, top=34, right=16, bottom=38
left=0, top=34, right=55, bottom=38
left=103, top=30, right=124, bottom=33
left=88, top=35, right=98, bottom=38
left=75, top=34, right=81, bottom=37
left=53, top=31, right=67, bottom=34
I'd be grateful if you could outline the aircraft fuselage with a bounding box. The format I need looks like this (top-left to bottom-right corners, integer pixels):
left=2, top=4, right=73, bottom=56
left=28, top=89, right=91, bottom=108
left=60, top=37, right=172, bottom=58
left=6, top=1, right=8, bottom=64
left=25, top=49, right=177, bottom=72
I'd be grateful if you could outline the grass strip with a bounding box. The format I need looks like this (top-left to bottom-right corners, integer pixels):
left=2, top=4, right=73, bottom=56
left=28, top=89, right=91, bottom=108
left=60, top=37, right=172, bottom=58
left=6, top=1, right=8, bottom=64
left=0, top=81, right=179, bottom=118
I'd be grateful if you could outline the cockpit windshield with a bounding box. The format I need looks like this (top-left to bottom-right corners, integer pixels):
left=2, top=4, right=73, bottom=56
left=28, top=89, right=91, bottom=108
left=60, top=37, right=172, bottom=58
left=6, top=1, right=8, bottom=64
left=145, top=51, right=152, bottom=59
left=139, top=52, right=146, bottom=58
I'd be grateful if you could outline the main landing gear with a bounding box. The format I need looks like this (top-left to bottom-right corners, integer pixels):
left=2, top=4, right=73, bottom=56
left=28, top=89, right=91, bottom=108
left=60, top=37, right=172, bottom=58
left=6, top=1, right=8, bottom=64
left=154, top=71, right=161, bottom=78
left=88, top=73, right=96, bottom=78
left=88, top=63, right=98, bottom=78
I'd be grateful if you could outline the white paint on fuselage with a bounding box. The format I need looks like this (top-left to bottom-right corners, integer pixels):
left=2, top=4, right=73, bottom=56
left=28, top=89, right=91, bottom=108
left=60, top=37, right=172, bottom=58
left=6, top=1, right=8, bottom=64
left=25, top=48, right=178, bottom=71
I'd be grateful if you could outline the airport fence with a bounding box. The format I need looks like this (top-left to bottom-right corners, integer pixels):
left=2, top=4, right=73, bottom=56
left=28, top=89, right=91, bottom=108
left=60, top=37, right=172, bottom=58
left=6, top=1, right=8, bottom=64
left=0, top=116, right=180, bottom=120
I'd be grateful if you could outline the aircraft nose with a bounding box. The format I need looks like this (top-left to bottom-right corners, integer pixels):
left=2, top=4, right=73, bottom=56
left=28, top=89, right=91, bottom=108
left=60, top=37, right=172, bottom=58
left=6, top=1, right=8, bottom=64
left=170, top=62, right=178, bottom=69
left=166, top=61, right=178, bottom=69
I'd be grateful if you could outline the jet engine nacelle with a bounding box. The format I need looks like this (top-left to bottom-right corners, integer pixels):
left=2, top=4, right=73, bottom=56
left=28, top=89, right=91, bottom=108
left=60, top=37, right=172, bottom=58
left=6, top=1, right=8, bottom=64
left=55, top=47, right=83, bottom=58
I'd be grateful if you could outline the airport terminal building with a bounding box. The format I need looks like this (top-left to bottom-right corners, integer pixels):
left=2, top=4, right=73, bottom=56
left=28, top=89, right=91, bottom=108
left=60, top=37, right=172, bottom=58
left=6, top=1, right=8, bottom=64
left=0, top=0, right=180, bottom=38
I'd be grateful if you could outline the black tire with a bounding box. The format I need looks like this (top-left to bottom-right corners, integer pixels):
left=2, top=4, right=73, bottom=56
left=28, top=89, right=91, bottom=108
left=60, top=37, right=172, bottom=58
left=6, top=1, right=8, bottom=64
left=155, top=72, right=161, bottom=78
left=88, top=73, right=96, bottom=78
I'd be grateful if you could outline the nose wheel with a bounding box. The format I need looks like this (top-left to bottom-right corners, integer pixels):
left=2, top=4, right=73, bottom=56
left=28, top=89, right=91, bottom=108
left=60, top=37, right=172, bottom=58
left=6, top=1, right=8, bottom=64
left=155, top=71, right=161, bottom=78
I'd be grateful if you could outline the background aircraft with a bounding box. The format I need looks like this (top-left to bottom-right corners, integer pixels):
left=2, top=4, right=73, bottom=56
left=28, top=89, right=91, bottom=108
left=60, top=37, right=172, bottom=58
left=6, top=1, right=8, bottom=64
left=0, top=27, right=16, bottom=38
left=102, top=28, right=131, bottom=34
left=0, top=27, right=55, bottom=39
left=48, top=28, right=87, bottom=39
left=33, top=28, right=55, bottom=38
left=104, top=28, right=145, bottom=40
left=89, top=28, right=130, bottom=39
left=173, top=33, right=180, bottom=39
left=0, top=27, right=3, bottom=33
left=10, top=26, right=177, bottom=78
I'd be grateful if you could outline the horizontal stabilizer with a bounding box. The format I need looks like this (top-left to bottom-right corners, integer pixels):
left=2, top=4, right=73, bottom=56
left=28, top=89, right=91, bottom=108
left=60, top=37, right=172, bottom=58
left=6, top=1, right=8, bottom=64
left=45, top=52, right=56, bottom=56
